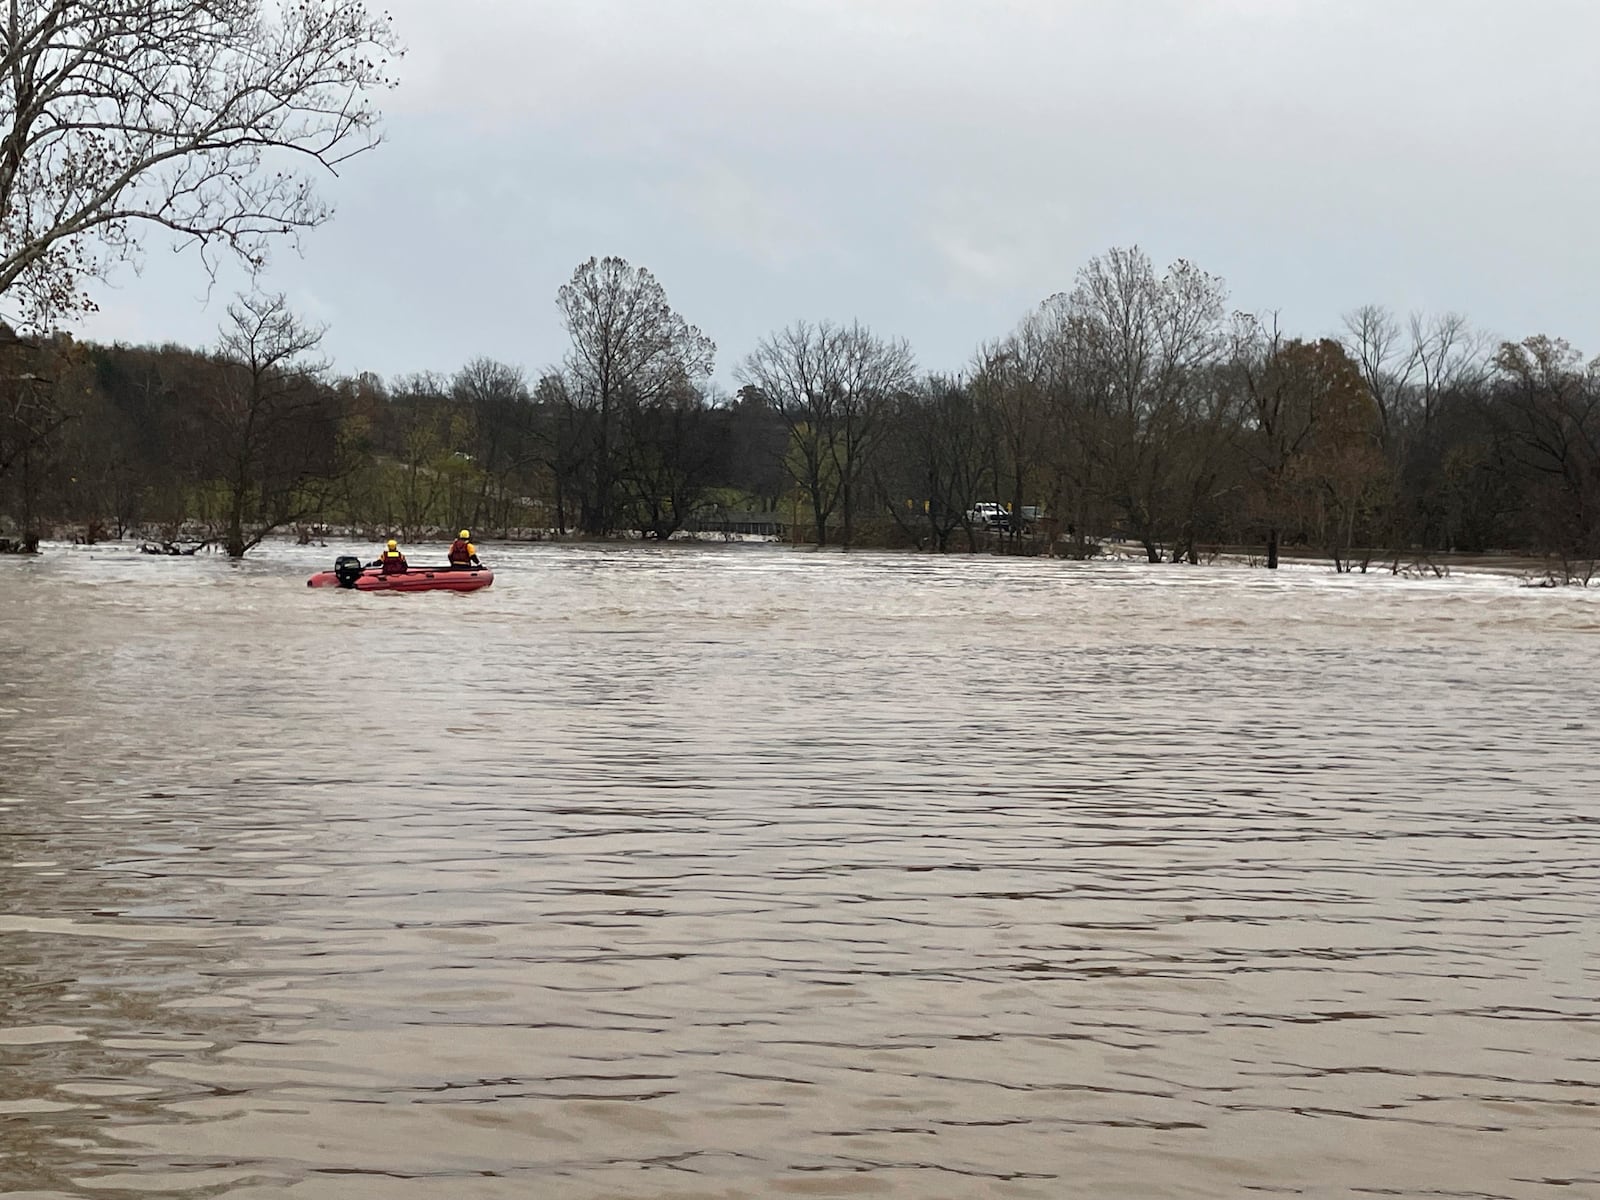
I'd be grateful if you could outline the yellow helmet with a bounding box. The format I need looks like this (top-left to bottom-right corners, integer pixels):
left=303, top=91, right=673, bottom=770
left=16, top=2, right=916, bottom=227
left=386, top=539, right=397, bottom=550
left=459, top=529, right=470, bottom=539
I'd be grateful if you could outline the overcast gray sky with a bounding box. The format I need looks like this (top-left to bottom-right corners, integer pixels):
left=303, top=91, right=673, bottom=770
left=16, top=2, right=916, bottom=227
left=77, top=0, right=1600, bottom=384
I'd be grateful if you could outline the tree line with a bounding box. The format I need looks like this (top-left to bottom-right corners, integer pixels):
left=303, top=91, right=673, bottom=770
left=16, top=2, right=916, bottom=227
left=2, top=247, right=1599, bottom=579
left=1, top=5, right=1593, bottom=575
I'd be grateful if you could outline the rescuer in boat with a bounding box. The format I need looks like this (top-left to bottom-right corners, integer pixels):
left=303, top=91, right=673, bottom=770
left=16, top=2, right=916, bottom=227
left=370, top=538, right=408, bottom=575
left=448, top=529, right=481, bottom=569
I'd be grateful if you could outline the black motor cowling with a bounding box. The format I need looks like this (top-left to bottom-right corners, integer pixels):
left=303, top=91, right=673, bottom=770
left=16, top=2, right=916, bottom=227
left=333, top=555, right=366, bottom=588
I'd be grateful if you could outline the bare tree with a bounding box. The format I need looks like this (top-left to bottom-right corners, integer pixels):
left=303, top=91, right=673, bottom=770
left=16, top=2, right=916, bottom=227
left=1341, top=304, right=1413, bottom=446
left=1408, top=311, right=1491, bottom=433
left=0, top=0, right=401, bottom=329
left=556, top=256, right=714, bottom=535
left=208, top=292, right=341, bottom=557
left=738, top=319, right=915, bottom=547
left=1343, top=306, right=1495, bottom=553
left=1343, top=305, right=1491, bottom=442
left=1057, top=247, right=1228, bottom=561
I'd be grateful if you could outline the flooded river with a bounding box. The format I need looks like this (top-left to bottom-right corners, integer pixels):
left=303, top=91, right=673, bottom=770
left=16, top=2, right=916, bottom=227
left=2, top=541, right=1597, bottom=1199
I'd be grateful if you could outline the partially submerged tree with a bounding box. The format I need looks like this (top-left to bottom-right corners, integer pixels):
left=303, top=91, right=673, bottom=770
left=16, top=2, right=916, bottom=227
left=556, top=256, right=715, bottom=535
left=1055, top=247, right=1229, bottom=561
left=738, top=319, right=914, bottom=547
left=0, top=0, right=402, bottom=329
left=206, top=292, right=345, bottom=557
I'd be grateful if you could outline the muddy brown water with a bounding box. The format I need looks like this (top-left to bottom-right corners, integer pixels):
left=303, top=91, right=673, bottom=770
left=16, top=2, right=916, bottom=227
left=1, top=541, right=1597, bottom=1199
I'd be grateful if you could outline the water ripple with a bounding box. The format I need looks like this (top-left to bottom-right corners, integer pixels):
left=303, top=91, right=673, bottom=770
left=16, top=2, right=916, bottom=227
left=1, top=541, right=1597, bottom=1198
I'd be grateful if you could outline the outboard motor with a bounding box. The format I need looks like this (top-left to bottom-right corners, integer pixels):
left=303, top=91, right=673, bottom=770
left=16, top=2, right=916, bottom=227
left=333, top=555, right=366, bottom=588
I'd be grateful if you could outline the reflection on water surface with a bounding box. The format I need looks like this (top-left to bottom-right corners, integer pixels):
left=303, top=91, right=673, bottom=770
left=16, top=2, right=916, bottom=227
left=1, top=541, right=1597, bottom=1199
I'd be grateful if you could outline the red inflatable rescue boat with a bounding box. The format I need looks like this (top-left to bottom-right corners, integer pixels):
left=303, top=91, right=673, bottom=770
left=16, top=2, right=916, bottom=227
left=307, top=555, right=493, bottom=593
